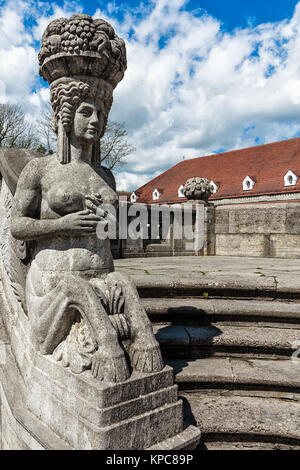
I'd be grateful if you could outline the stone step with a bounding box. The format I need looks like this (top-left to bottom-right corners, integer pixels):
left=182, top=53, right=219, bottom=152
left=179, top=392, right=300, bottom=450
left=166, top=357, right=300, bottom=398
left=153, top=324, right=300, bottom=359
left=144, top=298, right=300, bottom=328
left=131, top=274, right=300, bottom=301
left=115, top=257, right=300, bottom=301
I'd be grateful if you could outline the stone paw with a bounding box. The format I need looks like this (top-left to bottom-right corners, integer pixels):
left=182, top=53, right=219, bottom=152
left=129, top=340, right=164, bottom=373
left=91, top=349, right=131, bottom=383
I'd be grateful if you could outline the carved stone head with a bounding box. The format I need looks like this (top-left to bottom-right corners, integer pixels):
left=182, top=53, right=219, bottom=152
left=38, top=14, right=127, bottom=166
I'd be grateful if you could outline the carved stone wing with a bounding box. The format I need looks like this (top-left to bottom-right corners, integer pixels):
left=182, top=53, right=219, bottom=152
left=0, top=149, right=44, bottom=314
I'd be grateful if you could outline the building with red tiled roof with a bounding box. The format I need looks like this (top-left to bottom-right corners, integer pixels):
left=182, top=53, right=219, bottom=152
left=132, top=138, right=300, bottom=205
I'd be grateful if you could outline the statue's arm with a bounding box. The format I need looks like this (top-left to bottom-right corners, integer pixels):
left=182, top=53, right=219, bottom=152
left=10, top=159, right=62, bottom=241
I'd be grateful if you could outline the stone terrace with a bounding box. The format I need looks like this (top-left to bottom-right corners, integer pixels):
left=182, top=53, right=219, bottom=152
left=116, top=256, right=300, bottom=450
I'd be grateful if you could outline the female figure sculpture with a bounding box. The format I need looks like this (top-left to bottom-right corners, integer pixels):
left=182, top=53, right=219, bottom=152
left=10, top=14, right=163, bottom=383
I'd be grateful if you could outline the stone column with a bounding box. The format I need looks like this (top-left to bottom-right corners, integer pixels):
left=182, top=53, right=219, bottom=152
left=182, top=177, right=216, bottom=256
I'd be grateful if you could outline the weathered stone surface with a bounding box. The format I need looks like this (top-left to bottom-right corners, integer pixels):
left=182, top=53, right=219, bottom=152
left=142, top=297, right=300, bottom=325
left=270, top=234, right=300, bottom=258
left=34, top=354, right=174, bottom=408
left=214, top=207, right=229, bottom=234
left=169, top=358, right=233, bottom=386
left=0, top=347, right=72, bottom=450
left=231, top=358, right=300, bottom=391
left=151, top=320, right=300, bottom=361
left=285, top=205, right=300, bottom=234
left=6, top=12, right=163, bottom=383
left=186, top=324, right=299, bottom=357
left=216, top=234, right=270, bottom=257
left=227, top=206, right=287, bottom=234
left=147, top=426, right=201, bottom=450
left=28, top=377, right=184, bottom=450
left=39, top=15, right=127, bottom=89
left=168, top=357, right=300, bottom=395
left=154, top=326, right=190, bottom=347
left=153, top=325, right=191, bottom=358
left=181, top=394, right=300, bottom=442
left=117, top=256, right=300, bottom=449
left=183, top=177, right=212, bottom=201
left=116, top=255, right=300, bottom=298
left=0, top=148, right=43, bottom=196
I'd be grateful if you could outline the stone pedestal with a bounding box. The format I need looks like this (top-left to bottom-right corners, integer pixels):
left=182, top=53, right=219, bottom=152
left=27, top=356, right=199, bottom=449
left=0, top=263, right=200, bottom=450
left=0, top=234, right=200, bottom=449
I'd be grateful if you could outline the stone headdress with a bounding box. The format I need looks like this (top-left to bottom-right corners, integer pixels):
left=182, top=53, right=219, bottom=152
left=39, top=14, right=127, bottom=166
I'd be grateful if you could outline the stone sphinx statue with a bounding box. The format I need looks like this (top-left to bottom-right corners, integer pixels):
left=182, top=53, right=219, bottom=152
left=7, top=14, right=163, bottom=383
left=0, top=14, right=200, bottom=450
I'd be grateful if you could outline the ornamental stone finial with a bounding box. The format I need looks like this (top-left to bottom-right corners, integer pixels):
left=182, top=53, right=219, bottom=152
left=38, top=14, right=127, bottom=88
left=183, top=177, right=213, bottom=201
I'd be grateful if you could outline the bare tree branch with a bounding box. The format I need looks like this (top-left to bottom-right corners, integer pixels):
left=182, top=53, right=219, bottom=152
left=38, top=103, right=56, bottom=155
left=100, top=120, right=135, bottom=170
left=0, top=103, right=40, bottom=150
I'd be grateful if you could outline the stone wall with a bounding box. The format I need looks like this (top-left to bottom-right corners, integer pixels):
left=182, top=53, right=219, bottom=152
left=119, top=203, right=215, bottom=258
left=215, top=202, right=300, bottom=258
left=117, top=201, right=300, bottom=259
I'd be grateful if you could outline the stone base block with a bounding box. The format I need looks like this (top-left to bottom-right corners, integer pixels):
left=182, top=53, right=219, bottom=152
left=1, top=345, right=200, bottom=450
left=26, top=355, right=200, bottom=450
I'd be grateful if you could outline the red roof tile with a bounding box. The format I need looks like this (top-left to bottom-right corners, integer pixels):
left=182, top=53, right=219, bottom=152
left=134, top=137, right=300, bottom=204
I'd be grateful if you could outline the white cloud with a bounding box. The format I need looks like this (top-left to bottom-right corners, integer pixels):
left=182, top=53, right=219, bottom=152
left=0, top=1, right=37, bottom=105
left=115, top=171, right=158, bottom=192
left=100, top=0, right=300, bottom=188
left=2, top=0, right=300, bottom=191
left=0, top=0, right=82, bottom=119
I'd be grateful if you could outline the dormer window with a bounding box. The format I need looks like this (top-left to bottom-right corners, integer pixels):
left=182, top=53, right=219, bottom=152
left=130, top=192, right=138, bottom=203
left=243, top=176, right=255, bottom=191
left=153, top=188, right=160, bottom=201
left=210, top=180, right=219, bottom=194
left=284, top=170, right=298, bottom=187
left=178, top=184, right=184, bottom=198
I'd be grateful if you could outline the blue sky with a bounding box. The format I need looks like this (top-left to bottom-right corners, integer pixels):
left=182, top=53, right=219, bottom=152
left=1, top=0, right=300, bottom=191
left=24, top=0, right=300, bottom=29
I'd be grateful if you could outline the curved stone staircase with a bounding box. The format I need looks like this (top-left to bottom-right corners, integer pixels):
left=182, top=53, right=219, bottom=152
left=136, top=274, right=300, bottom=450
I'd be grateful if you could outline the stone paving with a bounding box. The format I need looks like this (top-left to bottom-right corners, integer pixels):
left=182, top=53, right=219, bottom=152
left=115, top=255, right=300, bottom=294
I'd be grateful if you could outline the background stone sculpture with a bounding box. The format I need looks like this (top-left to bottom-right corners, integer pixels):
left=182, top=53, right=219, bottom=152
left=183, top=177, right=213, bottom=201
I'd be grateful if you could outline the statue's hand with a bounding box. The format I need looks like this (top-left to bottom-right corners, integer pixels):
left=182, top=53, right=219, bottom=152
left=85, top=193, right=103, bottom=213
left=58, top=209, right=102, bottom=235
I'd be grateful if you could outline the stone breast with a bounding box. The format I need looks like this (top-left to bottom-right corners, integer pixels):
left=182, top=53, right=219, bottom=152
left=47, top=183, right=85, bottom=215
